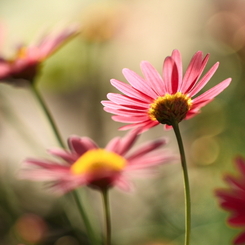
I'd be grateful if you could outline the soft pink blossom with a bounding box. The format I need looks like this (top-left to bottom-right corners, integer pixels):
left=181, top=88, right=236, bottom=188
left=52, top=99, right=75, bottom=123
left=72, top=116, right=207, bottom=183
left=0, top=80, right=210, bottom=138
left=19, top=129, right=174, bottom=194
left=216, top=156, right=245, bottom=244
left=102, top=50, right=231, bottom=132
left=0, top=26, right=78, bottom=85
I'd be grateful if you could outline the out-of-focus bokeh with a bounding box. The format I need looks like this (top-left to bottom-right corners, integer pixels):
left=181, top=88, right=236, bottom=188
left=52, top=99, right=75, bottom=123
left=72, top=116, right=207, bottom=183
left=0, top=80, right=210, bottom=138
left=0, top=0, right=243, bottom=244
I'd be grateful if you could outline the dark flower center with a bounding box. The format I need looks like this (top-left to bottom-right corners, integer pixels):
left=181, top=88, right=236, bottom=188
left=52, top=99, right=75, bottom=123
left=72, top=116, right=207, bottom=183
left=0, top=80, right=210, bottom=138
left=148, top=92, right=192, bottom=125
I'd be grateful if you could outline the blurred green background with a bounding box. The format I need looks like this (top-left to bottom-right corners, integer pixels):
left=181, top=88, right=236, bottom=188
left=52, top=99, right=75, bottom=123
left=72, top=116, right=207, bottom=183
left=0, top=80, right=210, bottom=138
left=0, top=0, right=243, bottom=244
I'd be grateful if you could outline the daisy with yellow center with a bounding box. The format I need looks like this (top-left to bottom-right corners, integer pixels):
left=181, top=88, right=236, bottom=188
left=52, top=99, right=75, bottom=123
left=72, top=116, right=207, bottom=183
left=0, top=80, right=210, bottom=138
left=102, top=49, right=231, bottom=131
left=0, top=26, right=77, bottom=85
left=20, top=128, right=173, bottom=193
left=20, top=129, right=173, bottom=245
left=102, top=49, right=231, bottom=245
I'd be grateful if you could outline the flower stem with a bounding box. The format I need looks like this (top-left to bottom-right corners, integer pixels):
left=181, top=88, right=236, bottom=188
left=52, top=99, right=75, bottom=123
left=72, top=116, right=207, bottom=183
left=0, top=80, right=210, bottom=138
left=101, top=188, right=111, bottom=245
left=30, top=84, right=96, bottom=244
left=30, top=84, right=66, bottom=148
left=73, top=190, right=97, bottom=245
left=172, top=121, right=191, bottom=245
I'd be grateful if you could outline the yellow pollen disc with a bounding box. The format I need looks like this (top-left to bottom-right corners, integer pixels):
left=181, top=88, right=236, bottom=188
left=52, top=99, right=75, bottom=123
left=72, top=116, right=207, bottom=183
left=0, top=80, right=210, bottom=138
left=16, top=47, right=27, bottom=59
left=8, top=47, right=27, bottom=63
left=70, top=149, right=126, bottom=175
left=148, top=92, right=192, bottom=125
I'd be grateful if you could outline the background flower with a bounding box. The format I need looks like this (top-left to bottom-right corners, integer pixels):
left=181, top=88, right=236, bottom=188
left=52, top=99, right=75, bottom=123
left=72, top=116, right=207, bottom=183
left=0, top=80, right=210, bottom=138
left=216, top=156, right=245, bottom=244
left=0, top=26, right=78, bottom=85
left=20, top=129, right=173, bottom=193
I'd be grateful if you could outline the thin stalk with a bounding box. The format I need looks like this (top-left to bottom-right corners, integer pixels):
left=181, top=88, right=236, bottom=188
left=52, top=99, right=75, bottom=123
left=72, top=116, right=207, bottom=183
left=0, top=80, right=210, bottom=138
left=73, top=190, right=97, bottom=245
left=30, top=83, right=96, bottom=244
left=172, top=121, right=191, bottom=245
left=30, top=84, right=65, bottom=148
left=101, top=189, right=111, bottom=245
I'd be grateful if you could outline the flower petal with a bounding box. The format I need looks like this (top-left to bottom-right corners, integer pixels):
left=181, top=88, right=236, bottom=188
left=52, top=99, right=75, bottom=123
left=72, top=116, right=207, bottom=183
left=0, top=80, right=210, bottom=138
left=116, top=128, right=141, bottom=155
left=68, top=136, right=98, bottom=155
left=122, top=68, right=158, bottom=98
left=181, top=51, right=206, bottom=93
left=234, top=231, right=245, bottom=245
left=192, top=78, right=231, bottom=104
left=112, top=115, right=150, bottom=123
left=171, top=49, right=182, bottom=93
left=140, top=61, right=166, bottom=95
left=48, top=148, right=77, bottom=163
left=188, top=62, right=219, bottom=97
left=110, top=79, right=152, bottom=102
left=114, top=176, right=135, bottom=191
left=107, top=93, right=149, bottom=108
left=162, top=56, right=175, bottom=94
left=127, top=138, right=167, bottom=160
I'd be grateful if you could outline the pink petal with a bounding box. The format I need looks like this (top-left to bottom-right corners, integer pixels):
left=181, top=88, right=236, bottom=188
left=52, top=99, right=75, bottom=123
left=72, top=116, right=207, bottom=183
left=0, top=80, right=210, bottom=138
left=162, top=56, right=175, bottom=94
left=103, top=99, right=147, bottom=111
left=224, top=176, right=245, bottom=191
left=68, top=136, right=98, bottom=155
left=24, top=159, right=69, bottom=169
left=188, top=62, right=219, bottom=97
left=189, top=99, right=213, bottom=112
left=181, top=51, right=206, bottom=92
left=112, top=115, right=149, bottom=123
left=110, top=79, right=152, bottom=102
left=122, top=68, right=158, bottom=98
left=114, top=176, right=134, bottom=191
left=48, top=177, right=87, bottom=194
left=104, top=106, right=147, bottom=117
left=228, top=214, right=245, bottom=226
left=164, top=124, right=172, bottom=130
left=192, top=78, right=231, bottom=104
left=171, top=49, right=182, bottom=92
left=140, top=61, right=166, bottom=95
left=234, top=231, right=245, bottom=245
left=0, top=62, right=11, bottom=78
left=127, top=138, right=167, bottom=161
left=119, top=120, right=158, bottom=132
left=19, top=169, right=70, bottom=181
left=117, top=128, right=141, bottom=155
left=39, top=26, right=78, bottom=57
left=47, top=148, right=77, bottom=163
left=105, top=137, right=121, bottom=152
left=127, top=154, right=174, bottom=169
left=107, top=93, right=149, bottom=108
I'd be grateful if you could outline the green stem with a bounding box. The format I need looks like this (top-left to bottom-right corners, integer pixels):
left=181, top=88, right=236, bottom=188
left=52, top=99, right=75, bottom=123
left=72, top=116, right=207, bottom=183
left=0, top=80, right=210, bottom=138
left=73, top=190, right=97, bottom=245
left=172, top=121, right=191, bottom=245
left=30, top=84, right=66, bottom=148
left=30, top=83, right=96, bottom=244
left=101, top=189, right=111, bottom=245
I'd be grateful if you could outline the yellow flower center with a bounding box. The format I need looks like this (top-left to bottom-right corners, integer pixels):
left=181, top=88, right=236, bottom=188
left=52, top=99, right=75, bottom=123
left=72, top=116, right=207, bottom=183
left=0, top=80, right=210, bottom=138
left=70, top=149, right=126, bottom=175
left=16, top=47, right=27, bottom=59
left=148, top=92, right=192, bottom=125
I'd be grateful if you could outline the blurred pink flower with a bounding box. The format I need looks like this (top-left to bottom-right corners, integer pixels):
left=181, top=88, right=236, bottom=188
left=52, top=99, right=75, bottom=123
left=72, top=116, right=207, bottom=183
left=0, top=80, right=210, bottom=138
left=0, top=26, right=78, bottom=85
left=102, top=50, right=231, bottom=132
left=216, top=156, right=245, bottom=244
left=20, top=129, right=173, bottom=193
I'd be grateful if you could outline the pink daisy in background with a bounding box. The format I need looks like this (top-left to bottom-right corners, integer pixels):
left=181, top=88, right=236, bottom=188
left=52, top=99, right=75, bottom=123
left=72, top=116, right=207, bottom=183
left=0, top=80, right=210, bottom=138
left=102, top=49, right=231, bottom=131
left=216, top=156, right=245, bottom=245
left=20, top=129, right=174, bottom=194
left=0, top=26, right=78, bottom=85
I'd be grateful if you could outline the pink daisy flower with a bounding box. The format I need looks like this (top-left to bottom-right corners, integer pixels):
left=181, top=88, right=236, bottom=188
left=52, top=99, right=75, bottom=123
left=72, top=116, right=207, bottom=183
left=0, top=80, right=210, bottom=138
left=102, top=49, right=231, bottom=131
left=19, top=129, right=173, bottom=194
left=0, top=26, right=78, bottom=85
left=216, top=156, right=245, bottom=245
